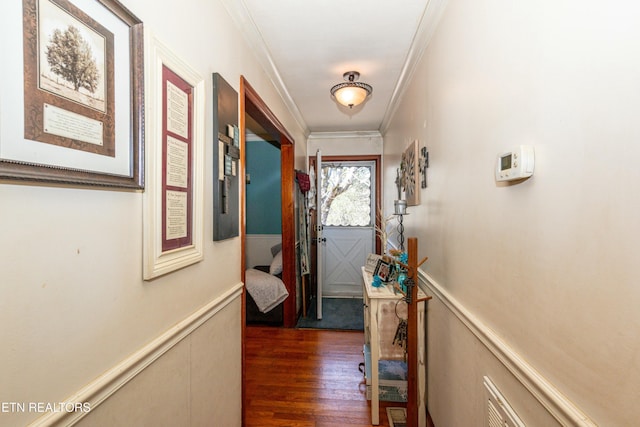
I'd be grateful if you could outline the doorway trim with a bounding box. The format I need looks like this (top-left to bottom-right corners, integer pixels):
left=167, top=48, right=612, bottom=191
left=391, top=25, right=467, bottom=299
left=241, top=77, right=296, bottom=326
left=240, top=76, right=296, bottom=424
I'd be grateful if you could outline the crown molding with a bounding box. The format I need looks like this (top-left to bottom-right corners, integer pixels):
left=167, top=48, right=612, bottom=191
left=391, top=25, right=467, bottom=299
left=308, top=130, right=382, bottom=140
left=380, top=0, right=449, bottom=135
left=220, top=0, right=310, bottom=137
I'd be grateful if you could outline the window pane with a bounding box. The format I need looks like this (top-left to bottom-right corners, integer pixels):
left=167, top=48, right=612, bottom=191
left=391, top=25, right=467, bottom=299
left=320, top=165, right=371, bottom=226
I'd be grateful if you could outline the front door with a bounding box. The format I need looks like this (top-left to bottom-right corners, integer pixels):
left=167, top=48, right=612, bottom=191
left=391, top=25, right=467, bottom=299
left=320, top=160, right=376, bottom=297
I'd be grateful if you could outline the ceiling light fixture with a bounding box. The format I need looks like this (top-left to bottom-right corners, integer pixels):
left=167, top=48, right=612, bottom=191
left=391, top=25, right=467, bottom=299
left=330, top=71, right=372, bottom=109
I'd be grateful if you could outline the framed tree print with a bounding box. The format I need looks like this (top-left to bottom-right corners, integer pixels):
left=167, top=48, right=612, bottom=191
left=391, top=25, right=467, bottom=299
left=0, top=0, right=144, bottom=188
left=143, top=30, right=204, bottom=280
left=402, top=140, right=420, bottom=206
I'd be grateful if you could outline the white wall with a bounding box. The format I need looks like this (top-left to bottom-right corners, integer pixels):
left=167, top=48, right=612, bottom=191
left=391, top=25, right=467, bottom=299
left=246, top=234, right=281, bottom=269
left=0, top=0, right=306, bottom=425
left=308, top=131, right=383, bottom=160
left=384, top=1, right=640, bottom=426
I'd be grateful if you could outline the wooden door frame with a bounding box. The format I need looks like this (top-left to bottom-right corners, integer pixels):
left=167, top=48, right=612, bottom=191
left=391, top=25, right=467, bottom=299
left=309, top=154, right=382, bottom=254
left=240, top=76, right=296, bottom=424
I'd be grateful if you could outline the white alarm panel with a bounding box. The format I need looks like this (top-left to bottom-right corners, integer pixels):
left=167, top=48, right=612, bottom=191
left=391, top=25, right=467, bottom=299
left=495, top=145, right=535, bottom=182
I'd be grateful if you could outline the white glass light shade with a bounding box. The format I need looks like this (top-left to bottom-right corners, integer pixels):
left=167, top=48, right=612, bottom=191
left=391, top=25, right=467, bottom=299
left=333, top=85, right=369, bottom=108
left=330, top=71, right=373, bottom=109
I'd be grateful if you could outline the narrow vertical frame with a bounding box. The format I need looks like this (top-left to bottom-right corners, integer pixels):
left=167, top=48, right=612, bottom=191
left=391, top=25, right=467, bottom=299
left=402, top=140, right=420, bottom=206
left=212, top=73, right=239, bottom=241
left=143, top=30, right=204, bottom=280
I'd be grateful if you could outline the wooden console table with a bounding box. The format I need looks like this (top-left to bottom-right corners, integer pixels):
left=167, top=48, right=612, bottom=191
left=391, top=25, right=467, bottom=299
left=362, top=267, right=428, bottom=426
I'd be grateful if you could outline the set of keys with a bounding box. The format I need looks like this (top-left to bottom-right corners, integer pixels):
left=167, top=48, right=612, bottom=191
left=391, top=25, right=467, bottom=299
left=392, top=318, right=408, bottom=355
left=392, top=273, right=422, bottom=358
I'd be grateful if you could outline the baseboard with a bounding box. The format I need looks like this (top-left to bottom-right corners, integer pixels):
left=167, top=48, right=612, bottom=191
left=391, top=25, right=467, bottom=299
left=29, top=283, right=243, bottom=427
left=417, top=269, right=596, bottom=427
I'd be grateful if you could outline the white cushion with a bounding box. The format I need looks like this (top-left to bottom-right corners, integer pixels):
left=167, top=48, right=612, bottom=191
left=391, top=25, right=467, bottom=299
left=269, top=250, right=283, bottom=275
left=270, top=243, right=282, bottom=257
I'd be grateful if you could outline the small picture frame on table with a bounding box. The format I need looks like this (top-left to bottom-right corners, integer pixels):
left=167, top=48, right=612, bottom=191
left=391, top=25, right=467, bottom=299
left=364, top=253, right=382, bottom=274
left=374, top=259, right=394, bottom=282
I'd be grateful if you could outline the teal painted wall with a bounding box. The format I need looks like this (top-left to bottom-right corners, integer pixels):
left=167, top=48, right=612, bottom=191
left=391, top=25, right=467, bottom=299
left=246, top=140, right=281, bottom=234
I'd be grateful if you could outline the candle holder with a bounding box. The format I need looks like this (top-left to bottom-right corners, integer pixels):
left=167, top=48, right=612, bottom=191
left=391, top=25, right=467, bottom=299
left=394, top=200, right=407, bottom=215
left=393, top=200, right=408, bottom=251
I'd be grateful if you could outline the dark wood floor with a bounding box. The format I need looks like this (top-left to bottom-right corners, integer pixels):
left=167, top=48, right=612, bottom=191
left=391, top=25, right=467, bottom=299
left=244, top=326, right=407, bottom=427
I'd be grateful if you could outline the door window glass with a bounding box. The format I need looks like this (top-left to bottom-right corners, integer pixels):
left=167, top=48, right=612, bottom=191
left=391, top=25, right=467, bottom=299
left=320, top=165, right=372, bottom=226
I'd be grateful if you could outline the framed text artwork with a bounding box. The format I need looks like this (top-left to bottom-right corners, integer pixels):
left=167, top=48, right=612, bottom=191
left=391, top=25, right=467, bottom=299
left=364, top=253, right=383, bottom=274
left=143, top=30, right=204, bottom=280
left=0, top=0, right=144, bottom=188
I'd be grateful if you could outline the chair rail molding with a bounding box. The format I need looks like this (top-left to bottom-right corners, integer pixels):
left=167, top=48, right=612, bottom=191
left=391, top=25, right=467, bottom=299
left=417, top=269, right=596, bottom=427
left=29, top=283, right=243, bottom=427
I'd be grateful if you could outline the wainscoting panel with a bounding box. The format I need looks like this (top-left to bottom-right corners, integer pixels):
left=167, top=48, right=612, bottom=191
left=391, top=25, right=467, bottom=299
left=190, top=292, right=242, bottom=425
left=418, top=270, right=596, bottom=427
left=30, top=284, right=243, bottom=427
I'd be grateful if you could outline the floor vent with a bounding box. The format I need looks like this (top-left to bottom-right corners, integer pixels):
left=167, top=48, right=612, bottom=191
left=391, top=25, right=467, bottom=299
left=386, top=407, right=407, bottom=427
left=484, top=376, right=525, bottom=427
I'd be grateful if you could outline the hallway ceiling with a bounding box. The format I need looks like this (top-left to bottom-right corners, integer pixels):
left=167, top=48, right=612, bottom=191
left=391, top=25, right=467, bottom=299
left=222, top=0, right=446, bottom=135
